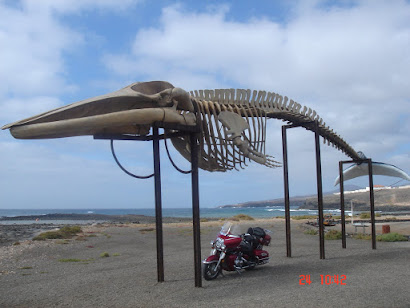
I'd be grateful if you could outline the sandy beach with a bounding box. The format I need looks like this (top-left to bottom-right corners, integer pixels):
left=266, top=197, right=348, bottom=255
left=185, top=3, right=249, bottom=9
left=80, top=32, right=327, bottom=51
left=0, top=218, right=409, bottom=308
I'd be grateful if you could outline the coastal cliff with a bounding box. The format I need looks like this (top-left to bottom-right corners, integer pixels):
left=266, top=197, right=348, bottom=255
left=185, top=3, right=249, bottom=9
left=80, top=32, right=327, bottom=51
left=219, top=186, right=410, bottom=212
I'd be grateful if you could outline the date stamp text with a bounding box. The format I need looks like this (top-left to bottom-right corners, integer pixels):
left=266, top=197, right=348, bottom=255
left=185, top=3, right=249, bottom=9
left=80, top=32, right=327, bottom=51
left=299, top=275, right=347, bottom=285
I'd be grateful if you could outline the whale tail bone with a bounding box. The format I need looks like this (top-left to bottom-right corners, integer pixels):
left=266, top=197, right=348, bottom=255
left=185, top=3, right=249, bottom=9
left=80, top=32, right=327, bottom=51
left=334, top=161, right=410, bottom=186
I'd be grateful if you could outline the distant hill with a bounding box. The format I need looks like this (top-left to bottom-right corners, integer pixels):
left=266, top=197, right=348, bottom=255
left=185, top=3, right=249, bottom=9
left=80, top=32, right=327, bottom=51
left=218, top=197, right=305, bottom=209
left=303, top=185, right=410, bottom=211
left=325, top=184, right=362, bottom=194
left=218, top=185, right=410, bottom=212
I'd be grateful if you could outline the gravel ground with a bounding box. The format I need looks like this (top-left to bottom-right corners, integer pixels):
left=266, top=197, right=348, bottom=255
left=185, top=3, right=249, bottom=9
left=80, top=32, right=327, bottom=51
left=0, top=220, right=409, bottom=308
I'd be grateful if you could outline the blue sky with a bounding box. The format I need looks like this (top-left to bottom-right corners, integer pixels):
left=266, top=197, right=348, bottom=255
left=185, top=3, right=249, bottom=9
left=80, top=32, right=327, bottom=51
left=1, top=0, right=409, bottom=209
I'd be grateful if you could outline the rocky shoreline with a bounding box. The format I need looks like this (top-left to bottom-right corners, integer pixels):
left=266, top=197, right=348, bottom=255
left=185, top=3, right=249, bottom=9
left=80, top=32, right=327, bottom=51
left=0, top=224, right=63, bottom=246
left=0, top=214, right=192, bottom=246
left=0, top=213, right=192, bottom=224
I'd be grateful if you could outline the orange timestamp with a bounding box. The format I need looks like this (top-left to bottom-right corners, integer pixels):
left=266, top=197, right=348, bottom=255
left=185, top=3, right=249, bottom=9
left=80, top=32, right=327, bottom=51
left=299, top=274, right=347, bottom=285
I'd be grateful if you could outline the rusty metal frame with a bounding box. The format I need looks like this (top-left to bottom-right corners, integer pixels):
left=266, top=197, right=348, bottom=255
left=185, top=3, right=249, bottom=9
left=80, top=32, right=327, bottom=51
left=339, top=159, right=376, bottom=249
left=190, top=132, right=201, bottom=287
left=152, top=126, right=164, bottom=282
left=282, top=121, right=325, bottom=259
left=94, top=121, right=202, bottom=287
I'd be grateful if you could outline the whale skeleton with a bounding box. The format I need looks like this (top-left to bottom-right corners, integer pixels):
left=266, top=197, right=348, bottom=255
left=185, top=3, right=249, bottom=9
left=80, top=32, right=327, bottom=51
left=2, top=81, right=409, bottom=182
left=335, top=160, right=410, bottom=185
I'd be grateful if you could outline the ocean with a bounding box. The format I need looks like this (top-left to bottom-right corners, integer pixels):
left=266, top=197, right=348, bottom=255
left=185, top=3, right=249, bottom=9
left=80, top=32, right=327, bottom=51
left=0, top=206, right=346, bottom=225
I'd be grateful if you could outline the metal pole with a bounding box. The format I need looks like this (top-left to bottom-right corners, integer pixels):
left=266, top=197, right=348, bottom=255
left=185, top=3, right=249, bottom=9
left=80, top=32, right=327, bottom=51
left=282, top=126, right=292, bottom=257
left=153, top=126, right=164, bottom=282
left=314, top=122, right=325, bottom=259
left=190, top=132, right=202, bottom=287
left=339, top=161, right=346, bottom=248
left=368, top=159, right=376, bottom=250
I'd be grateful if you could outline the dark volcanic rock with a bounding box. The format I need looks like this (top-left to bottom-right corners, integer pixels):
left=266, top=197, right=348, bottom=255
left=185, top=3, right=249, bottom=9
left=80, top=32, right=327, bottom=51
left=0, top=213, right=191, bottom=224
left=0, top=214, right=192, bottom=245
left=0, top=224, right=63, bottom=246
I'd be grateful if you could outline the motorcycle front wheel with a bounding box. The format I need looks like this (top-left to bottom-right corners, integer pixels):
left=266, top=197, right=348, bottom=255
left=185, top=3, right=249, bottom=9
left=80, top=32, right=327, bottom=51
left=203, top=263, right=220, bottom=280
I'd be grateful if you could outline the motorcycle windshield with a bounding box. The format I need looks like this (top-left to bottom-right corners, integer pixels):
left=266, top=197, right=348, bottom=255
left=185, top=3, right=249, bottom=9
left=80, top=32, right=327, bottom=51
left=220, top=221, right=233, bottom=235
left=220, top=221, right=242, bottom=236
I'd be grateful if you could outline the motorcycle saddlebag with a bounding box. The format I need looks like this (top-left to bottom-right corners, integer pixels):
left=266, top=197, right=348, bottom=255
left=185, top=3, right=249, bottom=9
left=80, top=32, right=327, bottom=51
left=239, top=239, right=254, bottom=256
left=262, top=234, right=271, bottom=246
left=248, top=227, right=266, bottom=238
left=255, top=249, right=269, bottom=259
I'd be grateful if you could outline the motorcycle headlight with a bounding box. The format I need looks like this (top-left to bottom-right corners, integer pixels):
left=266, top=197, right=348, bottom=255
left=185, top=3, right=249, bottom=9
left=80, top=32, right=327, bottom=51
left=215, top=238, right=226, bottom=251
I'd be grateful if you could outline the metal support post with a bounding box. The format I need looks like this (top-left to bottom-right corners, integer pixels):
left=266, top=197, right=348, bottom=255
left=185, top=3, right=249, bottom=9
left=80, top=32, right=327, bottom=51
left=282, top=126, right=292, bottom=258
left=339, top=161, right=346, bottom=248
left=95, top=122, right=201, bottom=285
left=314, top=122, right=325, bottom=259
left=339, top=158, right=377, bottom=251
left=368, top=159, right=376, bottom=249
left=190, top=132, right=202, bottom=287
left=281, top=120, right=326, bottom=259
left=153, top=127, right=164, bottom=282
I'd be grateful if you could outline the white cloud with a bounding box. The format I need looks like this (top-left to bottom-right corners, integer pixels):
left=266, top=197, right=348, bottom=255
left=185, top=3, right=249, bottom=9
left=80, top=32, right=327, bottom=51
left=0, top=0, right=158, bottom=209
left=0, top=96, right=62, bottom=125
left=0, top=137, right=156, bottom=208
left=21, top=0, right=142, bottom=14
left=104, top=1, right=410, bottom=165
left=0, top=0, right=144, bottom=109
left=104, top=2, right=410, bottom=101
left=0, top=2, right=81, bottom=97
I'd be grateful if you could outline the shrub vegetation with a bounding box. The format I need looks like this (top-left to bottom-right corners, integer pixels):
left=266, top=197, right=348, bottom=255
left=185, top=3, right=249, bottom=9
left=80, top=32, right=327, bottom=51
left=324, top=230, right=343, bottom=240
left=353, top=233, right=372, bottom=240
left=139, top=227, right=155, bottom=232
left=360, top=212, right=371, bottom=219
left=58, top=258, right=92, bottom=263
left=230, top=214, right=255, bottom=221
left=304, top=229, right=318, bottom=235
left=359, top=212, right=381, bottom=219
left=292, top=215, right=317, bottom=220
left=376, top=233, right=408, bottom=242
left=33, top=226, right=82, bottom=241
left=353, top=232, right=407, bottom=242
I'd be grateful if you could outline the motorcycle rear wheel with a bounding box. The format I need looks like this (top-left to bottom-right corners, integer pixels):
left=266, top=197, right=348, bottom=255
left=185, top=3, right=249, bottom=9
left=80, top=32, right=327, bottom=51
left=203, top=263, right=220, bottom=280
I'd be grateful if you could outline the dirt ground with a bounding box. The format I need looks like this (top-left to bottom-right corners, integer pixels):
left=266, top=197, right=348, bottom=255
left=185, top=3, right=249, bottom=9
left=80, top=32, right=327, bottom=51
left=0, top=219, right=409, bottom=307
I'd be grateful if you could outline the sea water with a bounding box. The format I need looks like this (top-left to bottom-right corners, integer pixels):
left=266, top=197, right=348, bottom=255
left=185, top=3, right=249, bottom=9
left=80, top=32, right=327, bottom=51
left=0, top=206, right=342, bottom=222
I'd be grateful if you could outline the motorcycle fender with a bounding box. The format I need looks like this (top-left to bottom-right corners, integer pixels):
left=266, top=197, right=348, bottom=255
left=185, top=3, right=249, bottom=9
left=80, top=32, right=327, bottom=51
left=203, top=254, right=219, bottom=264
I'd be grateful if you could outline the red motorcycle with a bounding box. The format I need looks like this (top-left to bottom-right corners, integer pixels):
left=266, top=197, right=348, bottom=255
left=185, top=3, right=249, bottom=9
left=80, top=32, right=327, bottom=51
left=203, top=221, right=271, bottom=280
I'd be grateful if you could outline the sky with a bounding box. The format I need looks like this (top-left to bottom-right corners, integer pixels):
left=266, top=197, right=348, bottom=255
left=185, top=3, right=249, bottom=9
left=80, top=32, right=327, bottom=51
left=0, top=0, right=409, bottom=209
